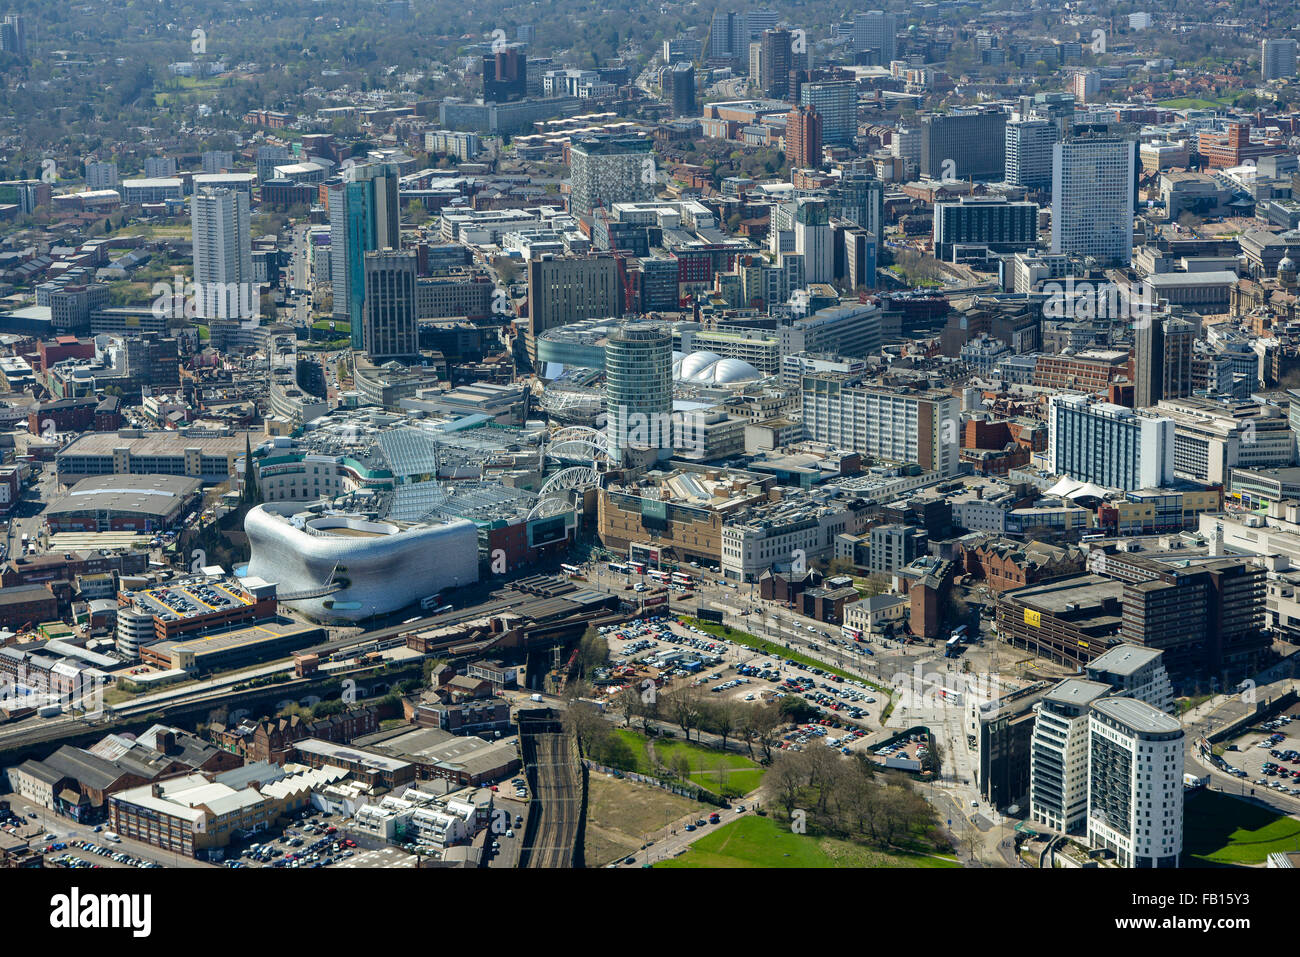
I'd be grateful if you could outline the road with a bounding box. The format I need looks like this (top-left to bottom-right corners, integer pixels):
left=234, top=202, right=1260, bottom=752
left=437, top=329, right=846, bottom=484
left=627, top=801, right=758, bottom=867
left=10, top=795, right=213, bottom=869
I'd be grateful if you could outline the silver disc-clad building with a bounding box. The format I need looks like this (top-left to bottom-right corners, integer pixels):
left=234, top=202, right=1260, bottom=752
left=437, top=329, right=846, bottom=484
left=244, top=503, right=479, bottom=621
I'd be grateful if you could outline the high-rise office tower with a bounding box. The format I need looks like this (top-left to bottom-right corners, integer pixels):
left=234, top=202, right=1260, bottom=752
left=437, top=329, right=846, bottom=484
left=663, top=61, right=696, bottom=117
left=800, top=377, right=957, bottom=475
left=932, top=196, right=1038, bottom=261
left=785, top=105, right=823, bottom=170
left=327, top=163, right=401, bottom=346
left=828, top=164, right=884, bottom=238
left=516, top=24, right=536, bottom=46
left=919, top=111, right=1008, bottom=182
left=799, top=80, right=855, bottom=147
left=605, top=323, right=673, bottom=467
left=1086, top=697, right=1184, bottom=868
left=526, top=253, right=623, bottom=358
left=483, top=46, right=527, bottom=103
left=852, top=10, right=896, bottom=63
left=708, top=10, right=742, bottom=60
left=759, top=29, right=792, bottom=99
left=1051, top=134, right=1137, bottom=265
left=794, top=197, right=832, bottom=284
left=1135, top=316, right=1194, bottom=408
left=568, top=133, right=656, bottom=218
left=1260, top=38, right=1298, bottom=82
left=1005, top=119, right=1058, bottom=191
left=745, top=9, right=779, bottom=39
left=362, top=248, right=419, bottom=361
left=191, top=188, right=254, bottom=321
left=0, top=14, right=26, bottom=57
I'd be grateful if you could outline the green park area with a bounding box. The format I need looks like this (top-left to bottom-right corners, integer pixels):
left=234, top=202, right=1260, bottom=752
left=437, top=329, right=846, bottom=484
left=597, top=729, right=766, bottom=797
left=657, top=815, right=961, bottom=869
left=1182, top=790, right=1300, bottom=866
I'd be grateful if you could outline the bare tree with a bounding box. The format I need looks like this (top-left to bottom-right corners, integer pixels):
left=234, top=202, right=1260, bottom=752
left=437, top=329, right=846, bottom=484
left=665, top=685, right=704, bottom=742
left=770, top=750, right=805, bottom=818
left=562, top=700, right=608, bottom=757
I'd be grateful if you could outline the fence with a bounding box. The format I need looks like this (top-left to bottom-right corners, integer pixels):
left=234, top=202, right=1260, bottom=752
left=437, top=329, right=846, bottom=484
left=582, top=764, right=733, bottom=806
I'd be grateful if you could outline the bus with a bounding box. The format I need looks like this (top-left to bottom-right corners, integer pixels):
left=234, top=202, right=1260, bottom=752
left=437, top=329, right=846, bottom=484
left=671, top=572, right=692, bottom=585
left=608, top=562, right=629, bottom=574
left=944, top=636, right=962, bottom=658
left=628, top=561, right=646, bottom=575
left=420, top=594, right=443, bottom=611
left=560, top=563, right=582, bottom=577
left=951, top=624, right=969, bottom=643
left=648, top=569, right=670, bottom=583
left=841, top=626, right=862, bottom=641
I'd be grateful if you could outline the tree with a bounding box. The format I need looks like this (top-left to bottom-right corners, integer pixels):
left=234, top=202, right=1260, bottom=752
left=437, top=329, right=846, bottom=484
left=613, top=683, right=643, bottom=728
left=770, top=750, right=805, bottom=818
left=704, top=699, right=737, bottom=752
left=575, top=628, right=610, bottom=679
left=562, top=699, right=608, bottom=757
left=405, top=200, right=429, bottom=225
left=665, top=685, right=704, bottom=742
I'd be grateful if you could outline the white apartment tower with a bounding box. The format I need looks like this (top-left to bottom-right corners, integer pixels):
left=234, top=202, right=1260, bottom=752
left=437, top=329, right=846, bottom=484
left=190, top=187, right=255, bottom=320
left=1261, top=38, right=1298, bottom=82
left=1086, top=696, right=1184, bottom=868
left=1051, top=135, right=1137, bottom=266
left=1030, top=679, right=1111, bottom=833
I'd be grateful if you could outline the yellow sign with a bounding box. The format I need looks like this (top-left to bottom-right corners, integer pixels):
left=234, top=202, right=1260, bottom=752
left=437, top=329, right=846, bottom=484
left=1023, top=608, right=1041, bottom=628
left=1078, top=640, right=1089, bottom=648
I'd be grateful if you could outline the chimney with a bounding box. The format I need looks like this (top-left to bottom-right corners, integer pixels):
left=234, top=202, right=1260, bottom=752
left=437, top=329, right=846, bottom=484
left=160, top=730, right=177, bottom=754
left=151, top=783, right=163, bottom=798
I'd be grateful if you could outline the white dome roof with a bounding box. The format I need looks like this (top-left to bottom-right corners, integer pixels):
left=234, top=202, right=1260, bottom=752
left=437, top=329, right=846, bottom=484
left=677, top=351, right=724, bottom=380
left=671, top=351, right=762, bottom=384
left=707, top=357, right=762, bottom=383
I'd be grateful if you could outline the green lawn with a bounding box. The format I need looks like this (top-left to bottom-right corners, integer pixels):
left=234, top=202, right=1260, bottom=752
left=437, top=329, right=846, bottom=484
left=683, top=617, right=890, bottom=695
left=657, top=815, right=961, bottom=868
left=604, top=728, right=765, bottom=795
left=1182, top=790, right=1300, bottom=866
left=1156, top=97, right=1234, bottom=110
left=654, top=737, right=765, bottom=794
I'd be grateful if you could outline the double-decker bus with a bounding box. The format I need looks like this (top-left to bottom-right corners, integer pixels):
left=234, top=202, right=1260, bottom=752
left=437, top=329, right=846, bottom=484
left=560, top=563, right=583, bottom=578
left=671, top=572, right=692, bottom=586
left=628, top=561, right=646, bottom=575
left=841, top=626, right=862, bottom=641
left=608, top=562, right=629, bottom=574
left=648, top=569, right=670, bottom=583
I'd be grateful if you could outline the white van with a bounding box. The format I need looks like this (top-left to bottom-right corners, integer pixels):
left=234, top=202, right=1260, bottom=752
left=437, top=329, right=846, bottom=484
left=104, top=832, right=121, bottom=843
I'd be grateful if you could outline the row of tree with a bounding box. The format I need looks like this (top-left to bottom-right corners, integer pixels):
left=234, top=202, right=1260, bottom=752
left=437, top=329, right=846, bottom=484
left=766, top=748, right=944, bottom=851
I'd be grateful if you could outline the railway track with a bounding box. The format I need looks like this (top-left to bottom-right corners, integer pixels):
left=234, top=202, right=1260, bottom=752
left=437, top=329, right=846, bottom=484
left=518, top=715, right=583, bottom=868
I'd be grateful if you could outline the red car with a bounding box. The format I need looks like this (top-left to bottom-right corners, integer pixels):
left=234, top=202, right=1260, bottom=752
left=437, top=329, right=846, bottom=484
left=325, top=826, right=337, bottom=835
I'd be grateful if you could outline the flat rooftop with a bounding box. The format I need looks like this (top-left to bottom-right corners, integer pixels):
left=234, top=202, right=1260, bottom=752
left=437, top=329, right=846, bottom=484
left=58, top=430, right=254, bottom=458
left=48, top=474, right=201, bottom=517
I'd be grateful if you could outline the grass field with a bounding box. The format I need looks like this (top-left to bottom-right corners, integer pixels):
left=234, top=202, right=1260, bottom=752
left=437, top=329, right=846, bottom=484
left=1183, top=790, right=1300, bottom=866
left=654, top=737, right=765, bottom=794
left=584, top=773, right=707, bottom=866
left=606, top=728, right=766, bottom=795
left=657, top=815, right=961, bottom=868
